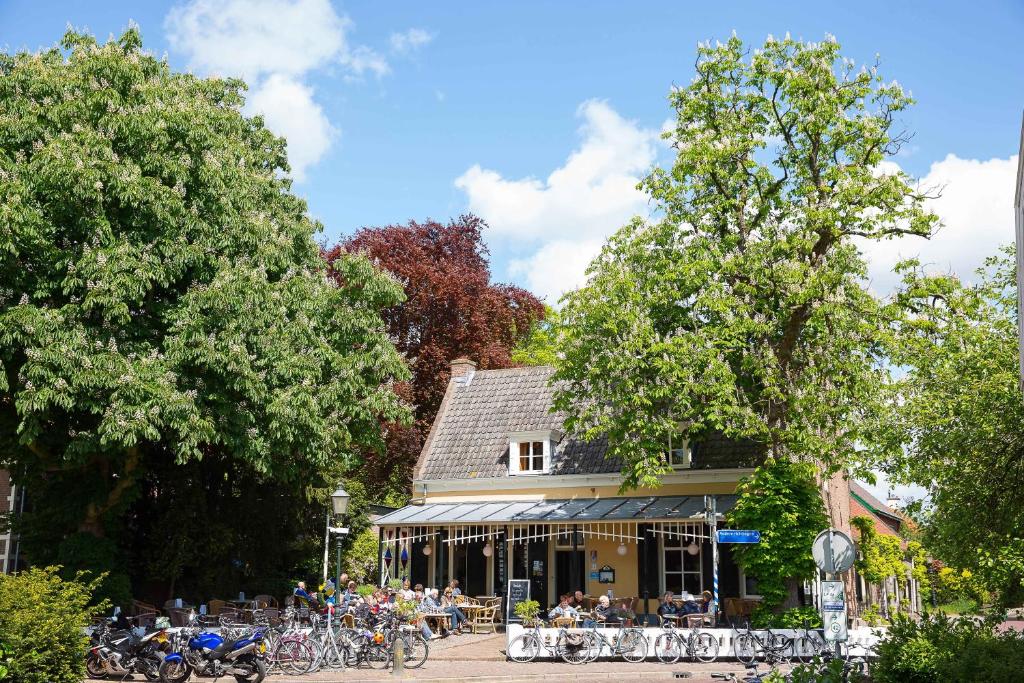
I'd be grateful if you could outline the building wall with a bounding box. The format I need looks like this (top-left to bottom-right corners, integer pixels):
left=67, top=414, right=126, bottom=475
left=582, top=535, right=639, bottom=601
left=0, top=470, right=14, bottom=574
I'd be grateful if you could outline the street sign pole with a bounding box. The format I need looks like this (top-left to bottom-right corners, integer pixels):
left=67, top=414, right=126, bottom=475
left=706, top=496, right=720, bottom=615
left=812, top=527, right=856, bottom=654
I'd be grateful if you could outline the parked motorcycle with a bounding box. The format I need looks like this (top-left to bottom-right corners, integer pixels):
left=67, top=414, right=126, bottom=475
left=85, top=618, right=169, bottom=680
left=158, top=620, right=267, bottom=683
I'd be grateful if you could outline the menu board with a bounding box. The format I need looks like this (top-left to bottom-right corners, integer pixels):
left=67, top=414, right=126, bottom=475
left=506, top=579, right=530, bottom=624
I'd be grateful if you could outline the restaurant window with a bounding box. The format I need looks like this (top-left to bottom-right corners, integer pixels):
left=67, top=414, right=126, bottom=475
left=663, top=534, right=702, bottom=595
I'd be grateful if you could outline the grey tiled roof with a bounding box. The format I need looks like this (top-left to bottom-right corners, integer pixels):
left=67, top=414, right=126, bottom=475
left=418, top=366, right=614, bottom=480
left=417, top=365, right=766, bottom=480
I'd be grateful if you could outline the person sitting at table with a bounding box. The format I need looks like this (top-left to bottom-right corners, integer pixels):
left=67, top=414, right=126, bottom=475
left=592, top=594, right=617, bottom=624
left=400, top=579, right=415, bottom=601
left=700, top=590, right=714, bottom=614
left=569, top=590, right=586, bottom=609
left=548, top=594, right=578, bottom=622
left=658, top=591, right=682, bottom=621
left=681, top=596, right=701, bottom=615
left=293, top=580, right=318, bottom=608
left=448, top=579, right=462, bottom=597
left=414, top=590, right=438, bottom=640
left=340, top=580, right=360, bottom=606
left=441, top=588, right=468, bottom=634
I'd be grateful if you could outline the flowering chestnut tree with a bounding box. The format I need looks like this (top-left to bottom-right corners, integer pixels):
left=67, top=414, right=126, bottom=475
left=0, top=29, right=409, bottom=547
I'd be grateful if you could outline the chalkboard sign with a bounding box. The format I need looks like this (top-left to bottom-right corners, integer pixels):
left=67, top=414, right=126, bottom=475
left=506, top=579, right=530, bottom=624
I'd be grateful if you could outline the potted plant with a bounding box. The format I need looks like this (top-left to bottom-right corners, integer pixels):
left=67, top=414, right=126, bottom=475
left=514, top=599, right=541, bottom=626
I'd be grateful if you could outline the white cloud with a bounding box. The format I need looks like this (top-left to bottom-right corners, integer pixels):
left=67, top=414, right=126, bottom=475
left=390, top=28, right=434, bottom=55
left=246, top=75, right=334, bottom=182
left=455, top=100, right=659, bottom=302
left=859, top=154, right=1019, bottom=292
left=165, top=0, right=388, bottom=181
left=165, top=0, right=349, bottom=81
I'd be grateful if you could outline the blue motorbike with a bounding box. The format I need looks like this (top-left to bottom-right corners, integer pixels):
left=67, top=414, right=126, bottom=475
left=158, top=617, right=267, bottom=683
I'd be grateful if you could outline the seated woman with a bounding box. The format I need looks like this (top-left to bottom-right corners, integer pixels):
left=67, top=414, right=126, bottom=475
left=657, top=591, right=681, bottom=623
left=441, top=588, right=468, bottom=633
left=699, top=590, right=714, bottom=614
left=547, top=595, right=578, bottom=623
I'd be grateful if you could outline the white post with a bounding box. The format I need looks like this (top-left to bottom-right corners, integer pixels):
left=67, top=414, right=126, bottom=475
left=322, top=510, right=331, bottom=584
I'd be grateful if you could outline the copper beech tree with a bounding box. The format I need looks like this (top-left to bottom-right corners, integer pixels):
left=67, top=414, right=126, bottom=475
left=324, top=215, right=545, bottom=494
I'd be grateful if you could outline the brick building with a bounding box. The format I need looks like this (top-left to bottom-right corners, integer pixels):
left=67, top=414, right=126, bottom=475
left=0, top=469, right=24, bottom=574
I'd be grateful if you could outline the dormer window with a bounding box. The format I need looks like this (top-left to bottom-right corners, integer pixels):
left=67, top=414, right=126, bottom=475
left=509, top=429, right=560, bottom=475
left=667, top=433, right=692, bottom=470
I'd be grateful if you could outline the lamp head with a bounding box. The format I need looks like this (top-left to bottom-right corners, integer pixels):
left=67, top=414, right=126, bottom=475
left=331, top=485, right=350, bottom=516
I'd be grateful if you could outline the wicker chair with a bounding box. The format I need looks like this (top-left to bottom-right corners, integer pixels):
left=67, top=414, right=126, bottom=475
left=130, top=599, right=161, bottom=616
left=253, top=594, right=278, bottom=609
left=166, top=607, right=192, bottom=627
left=133, top=612, right=158, bottom=629
left=207, top=599, right=227, bottom=616
left=470, top=604, right=499, bottom=634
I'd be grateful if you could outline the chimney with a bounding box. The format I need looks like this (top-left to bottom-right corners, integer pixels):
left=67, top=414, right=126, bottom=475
left=450, top=357, right=477, bottom=383
left=886, top=491, right=902, bottom=510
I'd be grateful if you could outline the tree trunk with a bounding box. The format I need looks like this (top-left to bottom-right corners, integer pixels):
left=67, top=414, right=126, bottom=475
left=783, top=577, right=802, bottom=609
left=78, top=447, right=141, bottom=537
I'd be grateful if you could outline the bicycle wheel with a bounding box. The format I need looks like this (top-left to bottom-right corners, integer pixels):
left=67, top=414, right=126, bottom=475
left=691, top=631, right=720, bottom=663
left=557, top=633, right=590, bottom=665
left=794, top=634, right=825, bottom=663
left=399, top=631, right=429, bottom=669
left=618, top=630, right=648, bottom=663
left=507, top=634, right=540, bottom=663
left=653, top=632, right=683, bottom=664
left=733, top=633, right=758, bottom=665
left=279, top=639, right=316, bottom=674
left=583, top=631, right=603, bottom=662
left=768, top=633, right=793, bottom=663
left=365, top=642, right=391, bottom=669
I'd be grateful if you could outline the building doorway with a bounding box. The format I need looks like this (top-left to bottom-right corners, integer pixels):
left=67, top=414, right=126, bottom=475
left=452, top=540, right=488, bottom=597
left=555, top=550, right=585, bottom=600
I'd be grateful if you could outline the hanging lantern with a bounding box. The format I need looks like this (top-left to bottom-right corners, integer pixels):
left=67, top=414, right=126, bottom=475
left=482, top=542, right=493, bottom=557
left=686, top=541, right=700, bottom=556
left=617, top=543, right=628, bottom=556
left=422, top=544, right=433, bottom=556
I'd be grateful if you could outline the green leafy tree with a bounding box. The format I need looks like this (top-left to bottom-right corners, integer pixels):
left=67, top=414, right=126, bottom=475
left=511, top=305, right=561, bottom=367
left=881, top=248, right=1024, bottom=604
left=727, top=458, right=828, bottom=610
left=554, top=34, right=937, bottom=489
left=0, top=566, right=107, bottom=683
left=851, top=515, right=906, bottom=617
left=0, top=29, right=409, bottom=589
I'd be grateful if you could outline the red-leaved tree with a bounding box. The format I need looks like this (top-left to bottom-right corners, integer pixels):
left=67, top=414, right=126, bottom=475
left=323, top=215, right=545, bottom=495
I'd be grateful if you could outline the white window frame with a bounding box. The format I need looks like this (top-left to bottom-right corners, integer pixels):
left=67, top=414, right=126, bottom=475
left=667, top=438, right=692, bottom=470
left=659, top=533, right=704, bottom=596
left=738, top=568, right=763, bottom=600
left=508, top=430, right=558, bottom=475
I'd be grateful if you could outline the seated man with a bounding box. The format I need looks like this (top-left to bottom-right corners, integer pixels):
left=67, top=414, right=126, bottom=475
left=414, top=589, right=438, bottom=640
left=548, top=595, right=578, bottom=623
left=568, top=590, right=586, bottom=609
left=681, top=596, right=701, bottom=615
left=293, top=581, right=318, bottom=609
left=449, top=579, right=462, bottom=597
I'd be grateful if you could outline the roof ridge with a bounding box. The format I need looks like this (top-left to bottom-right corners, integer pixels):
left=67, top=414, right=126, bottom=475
left=468, top=365, right=555, bottom=376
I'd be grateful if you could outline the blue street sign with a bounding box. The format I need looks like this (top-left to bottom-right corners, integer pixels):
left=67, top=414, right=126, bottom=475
left=717, top=529, right=761, bottom=544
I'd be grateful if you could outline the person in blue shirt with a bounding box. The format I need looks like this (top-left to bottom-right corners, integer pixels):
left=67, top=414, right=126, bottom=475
left=658, top=591, right=682, bottom=623
left=548, top=595, right=578, bottom=622
left=293, top=581, right=318, bottom=608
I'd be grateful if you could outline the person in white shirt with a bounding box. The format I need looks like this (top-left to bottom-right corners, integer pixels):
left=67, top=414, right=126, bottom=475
left=400, top=579, right=415, bottom=601
left=548, top=595, right=578, bottom=621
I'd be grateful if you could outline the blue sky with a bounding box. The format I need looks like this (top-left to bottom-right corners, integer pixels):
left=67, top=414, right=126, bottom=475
left=3, top=0, right=1022, bottom=301
left=3, top=0, right=1021, bottom=500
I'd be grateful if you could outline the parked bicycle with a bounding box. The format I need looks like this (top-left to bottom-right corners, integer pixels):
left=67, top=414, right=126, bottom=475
left=732, top=620, right=792, bottom=665
left=506, top=621, right=592, bottom=665
left=582, top=620, right=647, bottom=662
left=652, top=619, right=719, bottom=664
left=791, top=618, right=826, bottom=663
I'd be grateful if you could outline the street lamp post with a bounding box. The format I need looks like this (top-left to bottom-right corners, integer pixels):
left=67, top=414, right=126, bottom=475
left=327, top=485, right=350, bottom=593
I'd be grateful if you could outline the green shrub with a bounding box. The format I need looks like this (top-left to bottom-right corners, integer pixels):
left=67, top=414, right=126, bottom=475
left=860, top=604, right=889, bottom=626
left=751, top=605, right=822, bottom=629
left=872, top=612, right=1024, bottom=683
left=514, top=599, right=540, bottom=625
left=785, top=657, right=869, bottom=683
left=0, top=566, right=108, bottom=683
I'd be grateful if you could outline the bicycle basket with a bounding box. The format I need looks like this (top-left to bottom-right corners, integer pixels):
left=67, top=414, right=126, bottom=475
left=564, top=633, right=585, bottom=648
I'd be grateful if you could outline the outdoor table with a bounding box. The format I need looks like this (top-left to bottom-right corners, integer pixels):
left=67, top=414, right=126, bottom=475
left=421, top=611, right=451, bottom=634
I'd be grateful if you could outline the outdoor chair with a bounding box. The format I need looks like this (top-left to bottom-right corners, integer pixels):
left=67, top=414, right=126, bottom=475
left=470, top=603, right=499, bottom=634
left=130, top=599, right=161, bottom=616
left=133, top=612, right=158, bottom=629
left=166, top=608, right=191, bottom=627
left=551, top=616, right=575, bottom=629
left=341, top=612, right=356, bottom=628
left=253, top=594, right=278, bottom=609
left=207, top=599, right=227, bottom=616
left=219, top=608, right=245, bottom=626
